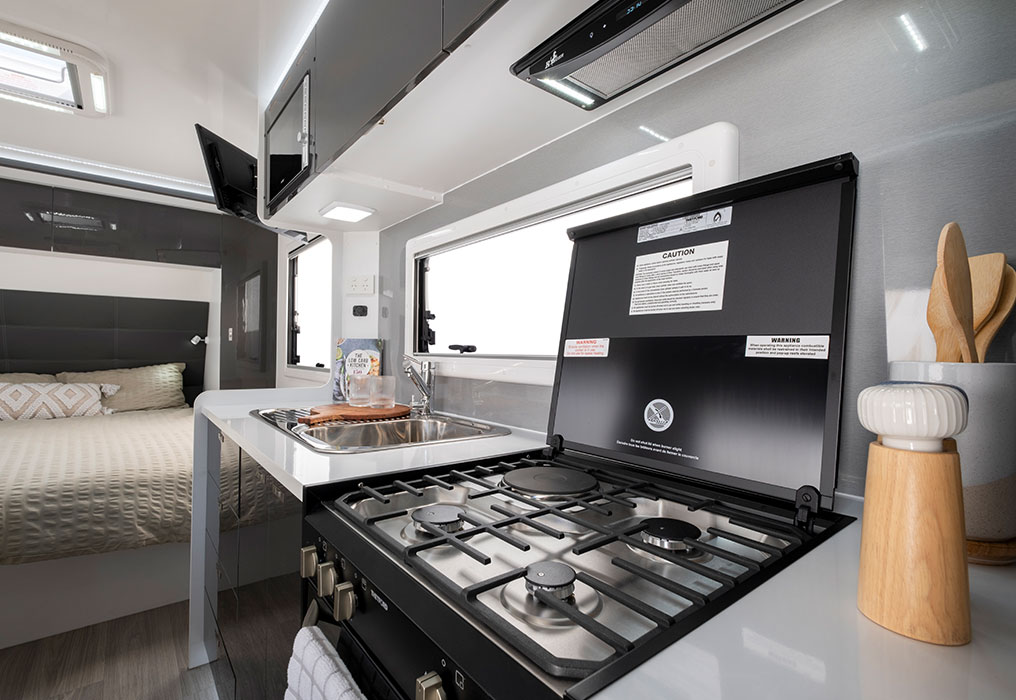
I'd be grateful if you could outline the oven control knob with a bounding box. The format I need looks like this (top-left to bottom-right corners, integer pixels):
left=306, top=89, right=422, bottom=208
left=300, top=546, right=318, bottom=579
left=333, top=581, right=357, bottom=621
left=316, top=561, right=337, bottom=594
left=415, top=671, right=447, bottom=700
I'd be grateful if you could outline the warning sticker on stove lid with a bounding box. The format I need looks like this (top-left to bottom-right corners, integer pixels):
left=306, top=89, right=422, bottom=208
left=637, top=206, right=732, bottom=243
left=745, top=335, right=830, bottom=359
left=564, top=338, right=609, bottom=357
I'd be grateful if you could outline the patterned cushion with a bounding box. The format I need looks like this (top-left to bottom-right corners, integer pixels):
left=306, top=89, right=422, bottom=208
left=0, top=372, right=58, bottom=383
left=56, top=363, right=186, bottom=412
left=0, top=383, right=120, bottom=421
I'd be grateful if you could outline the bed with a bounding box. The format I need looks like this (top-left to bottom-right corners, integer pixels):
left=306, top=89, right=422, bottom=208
left=0, top=289, right=239, bottom=648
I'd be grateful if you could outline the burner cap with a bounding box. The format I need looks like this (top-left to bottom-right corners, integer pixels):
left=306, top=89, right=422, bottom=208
left=640, top=517, right=702, bottom=551
left=412, top=504, right=465, bottom=534
left=501, top=467, right=598, bottom=498
left=525, top=561, right=577, bottom=600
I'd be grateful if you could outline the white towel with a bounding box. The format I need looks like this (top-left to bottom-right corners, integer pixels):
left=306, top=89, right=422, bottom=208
left=286, top=626, right=367, bottom=700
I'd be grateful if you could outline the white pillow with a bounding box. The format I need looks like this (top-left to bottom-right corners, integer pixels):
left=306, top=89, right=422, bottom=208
left=0, top=382, right=120, bottom=421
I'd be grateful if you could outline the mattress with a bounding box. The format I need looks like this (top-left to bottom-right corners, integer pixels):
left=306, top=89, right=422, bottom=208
left=0, top=407, right=290, bottom=565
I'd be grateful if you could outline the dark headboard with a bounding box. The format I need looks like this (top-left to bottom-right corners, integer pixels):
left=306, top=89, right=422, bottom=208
left=0, top=290, right=210, bottom=405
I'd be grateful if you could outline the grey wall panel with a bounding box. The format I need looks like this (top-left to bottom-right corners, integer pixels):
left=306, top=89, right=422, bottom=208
left=380, top=0, right=1016, bottom=497
left=0, top=290, right=208, bottom=405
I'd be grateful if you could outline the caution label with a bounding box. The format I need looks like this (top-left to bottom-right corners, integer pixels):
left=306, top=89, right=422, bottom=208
left=564, top=338, right=610, bottom=357
left=629, top=241, right=729, bottom=316
left=745, top=335, right=830, bottom=359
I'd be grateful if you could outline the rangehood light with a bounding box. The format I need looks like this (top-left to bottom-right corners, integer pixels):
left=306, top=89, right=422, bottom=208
left=537, top=78, right=594, bottom=107
left=320, top=202, right=375, bottom=223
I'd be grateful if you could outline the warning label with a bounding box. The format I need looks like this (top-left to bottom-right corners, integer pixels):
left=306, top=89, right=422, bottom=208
left=637, top=206, right=732, bottom=243
left=564, top=338, right=610, bottom=357
left=629, top=240, right=729, bottom=316
left=745, top=335, right=830, bottom=359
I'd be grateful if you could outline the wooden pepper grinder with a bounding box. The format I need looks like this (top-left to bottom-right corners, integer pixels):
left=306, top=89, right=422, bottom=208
left=856, top=382, right=971, bottom=645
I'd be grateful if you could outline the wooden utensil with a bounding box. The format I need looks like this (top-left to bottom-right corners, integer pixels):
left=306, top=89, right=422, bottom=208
left=975, top=264, right=1016, bottom=362
left=930, top=222, right=978, bottom=362
left=298, top=403, right=411, bottom=426
left=969, top=253, right=1007, bottom=331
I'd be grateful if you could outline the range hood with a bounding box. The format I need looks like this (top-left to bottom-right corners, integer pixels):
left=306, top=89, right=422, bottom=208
left=511, top=0, right=802, bottom=109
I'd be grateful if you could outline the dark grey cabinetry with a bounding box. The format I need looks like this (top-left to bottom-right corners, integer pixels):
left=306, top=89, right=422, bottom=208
left=313, top=0, right=443, bottom=175
left=0, top=179, right=53, bottom=251
left=443, top=0, right=503, bottom=49
left=207, top=440, right=302, bottom=700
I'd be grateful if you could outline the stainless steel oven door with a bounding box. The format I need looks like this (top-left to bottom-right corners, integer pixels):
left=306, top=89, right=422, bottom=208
left=266, top=73, right=311, bottom=209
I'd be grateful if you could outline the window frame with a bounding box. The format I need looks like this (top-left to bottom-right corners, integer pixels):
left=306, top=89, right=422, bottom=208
left=404, top=121, right=739, bottom=386
left=286, top=234, right=332, bottom=372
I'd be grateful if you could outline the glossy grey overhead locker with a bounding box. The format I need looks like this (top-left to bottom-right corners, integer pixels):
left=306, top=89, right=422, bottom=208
left=313, top=1, right=444, bottom=175
left=442, top=0, right=504, bottom=49
left=0, top=179, right=52, bottom=251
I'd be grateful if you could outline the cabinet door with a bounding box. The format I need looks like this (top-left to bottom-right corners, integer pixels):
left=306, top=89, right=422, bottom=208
left=263, top=471, right=302, bottom=699
left=206, top=593, right=237, bottom=700
left=314, top=0, right=443, bottom=172
left=443, top=0, right=502, bottom=49
left=0, top=178, right=53, bottom=251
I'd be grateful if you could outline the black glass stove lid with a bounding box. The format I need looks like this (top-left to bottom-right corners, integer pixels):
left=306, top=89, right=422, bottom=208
left=550, top=155, right=857, bottom=507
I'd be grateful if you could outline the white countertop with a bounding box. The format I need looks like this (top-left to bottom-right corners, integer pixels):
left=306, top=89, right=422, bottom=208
left=197, top=386, right=548, bottom=499
left=595, top=498, right=1016, bottom=700
left=191, top=387, right=1016, bottom=699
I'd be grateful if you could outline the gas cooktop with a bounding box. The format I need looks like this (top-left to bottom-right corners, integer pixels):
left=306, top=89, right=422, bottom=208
left=307, top=452, right=852, bottom=697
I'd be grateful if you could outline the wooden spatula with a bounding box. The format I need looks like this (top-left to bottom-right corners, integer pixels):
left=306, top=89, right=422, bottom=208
left=975, top=264, right=1016, bottom=362
left=928, top=222, right=977, bottom=363
left=969, top=252, right=1007, bottom=331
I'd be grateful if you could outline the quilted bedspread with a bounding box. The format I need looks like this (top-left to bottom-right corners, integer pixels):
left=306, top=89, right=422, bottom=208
left=0, top=407, right=261, bottom=565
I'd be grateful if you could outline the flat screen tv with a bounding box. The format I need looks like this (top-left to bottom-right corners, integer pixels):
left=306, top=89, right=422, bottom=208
left=195, top=124, right=306, bottom=241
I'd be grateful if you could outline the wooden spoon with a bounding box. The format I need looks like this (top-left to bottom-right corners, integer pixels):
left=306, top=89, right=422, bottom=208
left=933, top=222, right=977, bottom=362
left=969, top=252, right=1007, bottom=332
left=975, top=264, right=1016, bottom=362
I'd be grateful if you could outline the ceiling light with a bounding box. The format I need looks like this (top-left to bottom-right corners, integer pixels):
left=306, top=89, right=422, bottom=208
left=0, top=91, right=72, bottom=113
left=0, top=31, right=59, bottom=56
left=320, top=202, right=375, bottom=222
left=898, top=13, right=928, bottom=52
left=90, top=73, right=107, bottom=113
left=638, top=125, right=670, bottom=142
left=537, top=78, right=595, bottom=107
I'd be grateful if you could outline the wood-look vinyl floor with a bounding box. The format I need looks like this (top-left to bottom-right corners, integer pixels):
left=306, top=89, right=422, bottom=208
left=0, top=601, right=217, bottom=700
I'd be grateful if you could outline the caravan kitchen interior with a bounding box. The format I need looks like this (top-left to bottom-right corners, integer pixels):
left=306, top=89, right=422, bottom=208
left=0, top=1, right=1014, bottom=699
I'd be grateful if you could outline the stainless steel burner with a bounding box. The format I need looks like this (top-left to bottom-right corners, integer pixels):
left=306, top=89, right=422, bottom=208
left=501, top=467, right=599, bottom=500
left=524, top=561, right=577, bottom=600
left=639, top=517, right=702, bottom=551
left=412, top=504, right=465, bottom=534
left=499, top=576, right=602, bottom=629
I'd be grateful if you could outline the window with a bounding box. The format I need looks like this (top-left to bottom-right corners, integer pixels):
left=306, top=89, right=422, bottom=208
left=287, top=236, right=332, bottom=369
left=0, top=20, right=109, bottom=115
left=406, top=121, right=738, bottom=384
left=420, top=178, right=693, bottom=357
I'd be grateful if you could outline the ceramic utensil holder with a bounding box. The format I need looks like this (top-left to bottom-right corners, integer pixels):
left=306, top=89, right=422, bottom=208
left=890, top=362, right=1016, bottom=563
left=856, top=383, right=971, bottom=645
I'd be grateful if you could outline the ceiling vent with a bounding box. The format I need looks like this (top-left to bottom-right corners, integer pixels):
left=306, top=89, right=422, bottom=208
left=0, top=19, right=110, bottom=116
left=511, top=0, right=801, bottom=109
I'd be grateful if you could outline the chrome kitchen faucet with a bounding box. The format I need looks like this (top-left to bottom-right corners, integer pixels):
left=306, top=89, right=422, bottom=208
left=403, top=355, right=435, bottom=415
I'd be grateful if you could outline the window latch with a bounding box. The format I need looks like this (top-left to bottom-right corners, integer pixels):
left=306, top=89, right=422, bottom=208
left=448, top=345, right=476, bottom=354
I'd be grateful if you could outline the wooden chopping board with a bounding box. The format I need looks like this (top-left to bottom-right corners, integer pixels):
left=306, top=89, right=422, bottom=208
left=298, top=403, right=411, bottom=426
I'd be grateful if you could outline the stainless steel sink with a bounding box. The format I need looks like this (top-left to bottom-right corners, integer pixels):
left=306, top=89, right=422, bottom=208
left=253, top=409, right=510, bottom=453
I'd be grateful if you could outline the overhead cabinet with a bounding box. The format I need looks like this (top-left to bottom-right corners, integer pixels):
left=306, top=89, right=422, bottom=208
left=263, top=0, right=504, bottom=217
